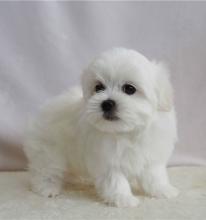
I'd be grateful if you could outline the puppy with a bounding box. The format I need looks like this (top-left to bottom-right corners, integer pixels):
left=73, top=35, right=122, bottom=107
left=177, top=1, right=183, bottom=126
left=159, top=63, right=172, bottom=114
left=24, top=48, right=179, bottom=207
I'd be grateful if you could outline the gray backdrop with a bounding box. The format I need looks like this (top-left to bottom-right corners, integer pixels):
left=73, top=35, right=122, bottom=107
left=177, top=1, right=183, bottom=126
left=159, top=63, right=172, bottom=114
left=0, top=2, right=206, bottom=170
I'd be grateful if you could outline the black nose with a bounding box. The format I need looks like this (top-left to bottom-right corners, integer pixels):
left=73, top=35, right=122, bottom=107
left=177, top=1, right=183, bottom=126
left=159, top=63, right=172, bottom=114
left=101, top=99, right=116, bottom=112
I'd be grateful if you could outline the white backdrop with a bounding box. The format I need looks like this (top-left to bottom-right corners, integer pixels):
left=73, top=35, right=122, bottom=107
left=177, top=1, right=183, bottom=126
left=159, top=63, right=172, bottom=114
left=0, top=2, right=206, bottom=170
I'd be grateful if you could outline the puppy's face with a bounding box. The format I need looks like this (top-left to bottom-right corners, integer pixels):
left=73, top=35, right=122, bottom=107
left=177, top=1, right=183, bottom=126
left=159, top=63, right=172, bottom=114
left=81, top=48, right=173, bottom=133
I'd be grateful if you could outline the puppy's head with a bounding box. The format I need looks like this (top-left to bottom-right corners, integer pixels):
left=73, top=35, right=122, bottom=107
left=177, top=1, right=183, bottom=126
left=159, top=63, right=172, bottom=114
left=81, top=48, right=173, bottom=133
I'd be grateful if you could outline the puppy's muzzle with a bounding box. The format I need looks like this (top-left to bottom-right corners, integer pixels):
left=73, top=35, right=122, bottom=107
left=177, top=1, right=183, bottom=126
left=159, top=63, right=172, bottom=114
left=101, top=99, right=118, bottom=121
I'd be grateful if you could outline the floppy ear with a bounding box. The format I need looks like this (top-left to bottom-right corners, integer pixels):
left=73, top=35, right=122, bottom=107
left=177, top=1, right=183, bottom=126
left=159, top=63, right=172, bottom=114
left=81, top=69, right=89, bottom=99
left=153, top=62, right=174, bottom=112
left=81, top=66, right=94, bottom=100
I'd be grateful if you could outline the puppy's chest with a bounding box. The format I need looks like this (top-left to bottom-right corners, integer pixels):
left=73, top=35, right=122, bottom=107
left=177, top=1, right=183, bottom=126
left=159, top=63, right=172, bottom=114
left=84, top=132, right=140, bottom=174
left=115, top=137, right=141, bottom=174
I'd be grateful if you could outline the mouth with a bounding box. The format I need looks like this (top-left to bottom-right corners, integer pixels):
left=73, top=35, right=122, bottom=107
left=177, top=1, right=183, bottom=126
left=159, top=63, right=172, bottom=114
left=103, top=113, right=119, bottom=121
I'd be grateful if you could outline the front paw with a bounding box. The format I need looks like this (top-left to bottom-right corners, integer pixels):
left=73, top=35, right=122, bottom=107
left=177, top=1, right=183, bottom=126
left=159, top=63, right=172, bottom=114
left=149, top=185, right=179, bottom=199
left=105, top=194, right=139, bottom=207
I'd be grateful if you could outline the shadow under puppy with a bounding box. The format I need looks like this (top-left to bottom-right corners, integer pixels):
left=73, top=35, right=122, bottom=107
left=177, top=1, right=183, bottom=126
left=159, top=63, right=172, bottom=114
left=24, top=48, right=179, bottom=207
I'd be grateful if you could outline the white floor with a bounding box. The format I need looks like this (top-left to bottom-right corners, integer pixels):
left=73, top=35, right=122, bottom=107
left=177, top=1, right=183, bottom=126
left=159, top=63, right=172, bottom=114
left=0, top=167, right=206, bottom=220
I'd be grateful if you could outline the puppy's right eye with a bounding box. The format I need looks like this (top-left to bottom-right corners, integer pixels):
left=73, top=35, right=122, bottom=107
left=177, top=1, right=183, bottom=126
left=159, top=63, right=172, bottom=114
left=95, top=82, right=105, bottom=93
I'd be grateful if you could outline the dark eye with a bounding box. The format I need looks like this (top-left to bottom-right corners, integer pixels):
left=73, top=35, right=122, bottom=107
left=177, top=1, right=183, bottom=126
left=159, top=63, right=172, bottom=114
left=95, top=82, right=105, bottom=92
left=122, top=84, right=136, bottom=95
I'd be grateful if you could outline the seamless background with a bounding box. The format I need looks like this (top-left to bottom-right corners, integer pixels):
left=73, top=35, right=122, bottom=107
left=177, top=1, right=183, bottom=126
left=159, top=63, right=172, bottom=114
left=0, top=2, right=206, bottom=170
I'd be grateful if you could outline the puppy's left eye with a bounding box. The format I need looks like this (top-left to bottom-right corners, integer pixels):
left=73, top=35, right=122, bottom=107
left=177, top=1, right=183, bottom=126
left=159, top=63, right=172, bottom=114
left=122, top=84, right=136, bottom=95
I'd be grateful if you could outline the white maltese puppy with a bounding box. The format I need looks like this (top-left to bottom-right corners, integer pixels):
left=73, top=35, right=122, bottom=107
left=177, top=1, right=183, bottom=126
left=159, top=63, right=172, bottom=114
left=24, top=48, right=179, bottom=207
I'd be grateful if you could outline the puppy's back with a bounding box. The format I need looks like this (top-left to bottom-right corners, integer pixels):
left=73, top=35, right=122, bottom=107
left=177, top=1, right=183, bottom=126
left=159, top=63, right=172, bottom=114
left=23, top=86, right=83, bottom=156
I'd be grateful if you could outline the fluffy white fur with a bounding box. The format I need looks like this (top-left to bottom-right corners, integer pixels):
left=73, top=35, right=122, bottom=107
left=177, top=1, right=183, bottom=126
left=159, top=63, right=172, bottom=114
left=24, top=48, right=179, bottom=207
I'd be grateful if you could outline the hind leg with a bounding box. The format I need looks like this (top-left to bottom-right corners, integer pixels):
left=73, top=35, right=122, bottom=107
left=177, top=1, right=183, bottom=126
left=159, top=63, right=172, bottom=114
left=29, top=166, right=64, bottom=198
left=25, top=144, right=66, bottom=197
left=138, top=165, right=179, bottom=198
